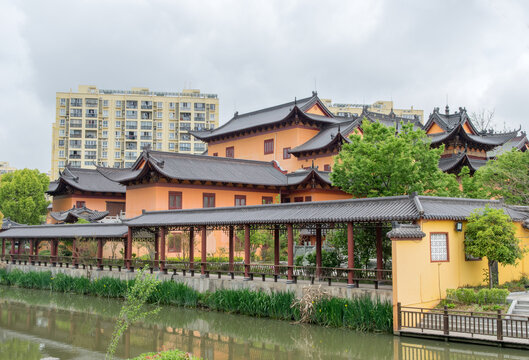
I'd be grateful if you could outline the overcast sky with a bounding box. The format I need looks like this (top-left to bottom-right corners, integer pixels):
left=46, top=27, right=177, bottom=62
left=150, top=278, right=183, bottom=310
left=1, top=0, right=528, bottom=173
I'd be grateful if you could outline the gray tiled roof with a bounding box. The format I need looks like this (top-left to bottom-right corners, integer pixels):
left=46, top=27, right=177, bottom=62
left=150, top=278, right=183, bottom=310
left=50, top=206, right=109, bottom=223
left=438, top=153, right=488, bottom=172
left=48, top=166, right=126, bottom=195
left=190, top=95, right=339, bottom=141
left=1, top=218, right=22, bottom=231
left=488, top=134, right=529, bottom=158
left=98, top=151, right=289, bottom=186
left=386, top=224, right=426, bottom=239
left=289, top=120, right=358, bottom=155
left=125, top=195, right=529, bottom=227
left=0, top=223, right=128, bottom=239
left=361, top=110, right=423, bottom=130
left=285, top=169, right=331, bottom=185
left=429, top=125, right=517, bottom=148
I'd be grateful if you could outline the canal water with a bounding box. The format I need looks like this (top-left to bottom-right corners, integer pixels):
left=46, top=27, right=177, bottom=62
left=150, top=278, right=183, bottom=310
left=0, top=286, right=528, bottom=360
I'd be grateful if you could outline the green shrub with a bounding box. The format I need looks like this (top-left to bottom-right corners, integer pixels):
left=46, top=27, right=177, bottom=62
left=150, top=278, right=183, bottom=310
left=132, top=349, right=200, bottom=360
left=446, top=287, right=509, bottom=305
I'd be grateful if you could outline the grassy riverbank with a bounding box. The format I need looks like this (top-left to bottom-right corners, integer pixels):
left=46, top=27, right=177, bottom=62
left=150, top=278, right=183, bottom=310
left=0, top=268, right=392, bottom=332
left=131, top=349, right=201, bottom=360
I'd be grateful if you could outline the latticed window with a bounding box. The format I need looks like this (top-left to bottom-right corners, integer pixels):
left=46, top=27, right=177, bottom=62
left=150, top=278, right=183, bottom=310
left=203, top=193, right=215, bottom=208
left=168, top=192, right=182, bottom=209
left=430, top=233, right=448, bottom=262
left=264, top=139, right=274, bottom=154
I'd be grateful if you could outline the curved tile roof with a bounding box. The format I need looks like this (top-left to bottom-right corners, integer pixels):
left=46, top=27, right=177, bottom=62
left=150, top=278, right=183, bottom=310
left=0, top=223, right=128, bottom=239
left=386, top=224, right=425, bottom=239
left=48, top=166, right=125, bottom=195
left=50, top=206, right=109, bottom=223
left=289, top=120, right=358, bottom=155
left=438, top=153, right=488, bottom=172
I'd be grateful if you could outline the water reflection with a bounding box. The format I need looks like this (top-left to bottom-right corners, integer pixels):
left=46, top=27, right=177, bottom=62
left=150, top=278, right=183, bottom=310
left=0, top=286, right=527, bottom=360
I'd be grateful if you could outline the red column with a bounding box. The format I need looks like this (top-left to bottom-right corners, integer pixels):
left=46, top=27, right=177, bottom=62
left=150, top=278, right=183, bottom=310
left=244, top=225, right=251, bottom=279
left=316, top=225, right=322, bottom=278
left=287, top=224, right=294, bottom=283
left=29, top=239, right=34, bottom=263
left=51, top=239, right=58, bottom=266
left=274, top=227, right=280, bottom=276
left=34, top=240, right=39, bottom=256
left=127, top=228, right=133, bottom=271
left=201, top=226, right=207, bottom=276
left=10, top=239, right=15, bottom=263
left=97, top=238, right=103, bottom=270
left=1, top=238, right=5, bottom=259
left=376, top=225, right=383, bottom=280
left=72, top=237, right=78, bottom=268
left=228, top=226, right=234, bottom=272
left=160, top=227, right=166, bottom=271
left=189, top=228, right=194, bottom=272
left=347, top=222, right=355, bottom=287
left=154, top=230, right=159, bottom=269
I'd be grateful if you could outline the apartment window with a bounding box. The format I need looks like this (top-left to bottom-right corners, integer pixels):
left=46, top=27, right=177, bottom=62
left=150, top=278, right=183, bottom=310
left=156, top=143, right=162, bottom=150
left=126, top=131, right=137, bottom=140
left=283, top=147, right=291, bottom=159
left=115, top=152, right=121, bottom=159
left=60, top=98, right=66, bottom=106
left=194, top=113, right=205, bottom=121
left=60, top=108, right=66, bottom=116
left=126, top=110, right=137, bottom=119
left=85, top=109, right=97, bottom=118
left=180, top=133, right=191, bottom=141
left=126, top=142, right=137, bottom=150
left=194, top=143, right=205, bottom=152
left=179, top=143, right=191, bottom=151
left=59, top=129, right=65, bottom=137
left=156, top=111, right=163, bottom=119
left=169, top=143, right=175, bottom=150
left=169, top=112, right=175, bottom=119
left=125, top=162, right=134, bottom=168
left=115, top=131, right=121, bottom=138
left=126, top=121, right=137, bottom=129
left=156, top=132, right=162, bottom=140
left=203, top=193, right=215, bottom=208
left=76, top=201, right=86, bottom=208
left=114, top=162, right=121, bottom=168
left=294, top=197, right=304, bottom=203
left=168, top=191, right=182, bottom=210
left=141, top=101, right=152, bottom=109
left=84, top=161, right=94, bottom=166
left=180, top=102, right=191, bottom=110
left=180, top=113, right=191, bottom=121
left=209, top=114, right=215, bottom=121
left=103, top=110, right=109, bottom=117
left=169, top=123, right=175, bottom=130
left=180, top=123, right=191, bottom=131
left=262, top=196, right=273, bottom=205
left=85, top=98, right=98, bottom=107
left=71, top=109, right=82, bottom=117
left=59, top=119, right=65, bottom=126
left=85, top=130, right=97, bottom=138
left=70, top=161, right=81, bottom=168
left=430, top=233, right=449, bottom=262
left=101, top=151, right=108, bottom=158
left=126, top=100, right=137, bottom=109
left=85, top=151, right=97, bottom=159
left=70, top=119, right=82, bottom=128
left=58, top=140, right=65, bottom=147
left=234, top=195, right=246, bottom=206
left=212, top=152, right=218, bottom=157
left=156, top=101, right=163, bottom=108
left=140, top=131, right=152, bottom=140
left=140, top=142, right=151, bottom=149
left=226, top=146, right=234, bottom=158
left=102, top=120, right=108, bottom=128
left=71, top=98, right=82, bottom=107
left=169, top=133, right=175, bottom=140
left=157, top=122, right=162, bottom=129
left=102, top=140, right=108, bottom=148
left=58, top=150, right=65, bottom=158
left=169, top=102, right=175, bottom=109
left=103, top=100, right=109, bottom=107
left=116, top=100, right=122, bottom=108
left=85, top=140, right=97, bottom=149
left=58, top=160, right=65, bottom=168
left=305, top=196, right=312, bottom=202
left=115, top=141, right=121, bottom=148
left=324, top=164, right=331, bottom=171
left=115, top=110, right=123, bottom=118
left=69, top=129, right=82, bottom=138
left=194, top=123, right=206, bottom=131
left=115, top=121, right=122, bottom=128
left=69, top=150, right=81, bottom=159
left=101, top=162, right=108, bottom=167
left=194, top=103, right=205, bottom=111
left=125, top=151, right=137, bottom=160
left=209, top=104, right=216, bottom=111
left=264, top=139, right=274, bottom=154
left=85, top=120, right=97, bottom=128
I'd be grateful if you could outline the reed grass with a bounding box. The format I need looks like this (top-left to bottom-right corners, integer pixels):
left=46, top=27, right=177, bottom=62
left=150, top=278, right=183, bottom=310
left=0, top=268, right=392, bottom=332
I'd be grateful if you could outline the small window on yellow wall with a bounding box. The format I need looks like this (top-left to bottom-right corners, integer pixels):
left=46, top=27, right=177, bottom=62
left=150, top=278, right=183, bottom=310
left=430, top=233, right=449, bottom=262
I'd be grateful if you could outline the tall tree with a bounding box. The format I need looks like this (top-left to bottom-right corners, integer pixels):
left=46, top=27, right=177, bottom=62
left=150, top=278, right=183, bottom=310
left=470, top=108, right=495, bottom=133
left=0, top=169, right=49, bottom=225
left=474, top=150, right=529, bottom=205
left=464, top=206, right=523, bottom=288
left=330, top=120, right=459, bottom=197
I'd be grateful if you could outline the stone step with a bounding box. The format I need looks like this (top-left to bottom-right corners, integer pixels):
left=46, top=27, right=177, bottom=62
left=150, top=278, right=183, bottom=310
left=516, top=300, right=529, bottom=305
left=512, top=310, right=529, bottom=315
left=515, top=304, right=529, bottom=310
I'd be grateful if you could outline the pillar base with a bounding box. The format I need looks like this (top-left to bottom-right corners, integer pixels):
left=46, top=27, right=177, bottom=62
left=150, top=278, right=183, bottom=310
left=347, top=283, right=356, bottom=289
left=286, top=280, right=295, bottom=284
left=200, top=274, right=207, bottom=279
left=243, top=277, right=252, bottom=281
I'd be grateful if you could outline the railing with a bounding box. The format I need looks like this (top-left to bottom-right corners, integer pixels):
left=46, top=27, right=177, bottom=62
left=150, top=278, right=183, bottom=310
left=1, top=254, right=391, bottom=287
left=398, top=304, right=529, bottom=341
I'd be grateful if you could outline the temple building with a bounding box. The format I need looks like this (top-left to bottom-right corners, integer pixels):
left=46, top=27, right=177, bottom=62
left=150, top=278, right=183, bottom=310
left=423, top=106, right=520, bottom=174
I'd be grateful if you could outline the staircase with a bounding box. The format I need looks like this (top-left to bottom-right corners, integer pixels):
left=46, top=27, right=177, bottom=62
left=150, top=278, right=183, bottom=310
left=511, top=299, right=529, bottom=317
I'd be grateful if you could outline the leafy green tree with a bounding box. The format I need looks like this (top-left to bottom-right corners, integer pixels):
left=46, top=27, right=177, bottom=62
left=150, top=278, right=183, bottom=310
left=464, top=206, right=523, bottom=288
left=458, top=166, right=487, bottom=199
left=0, top=169, right=49, bottom=225
left=331, top=120, right=459, bottom=197
left=474, top=150, right=529, bottom=205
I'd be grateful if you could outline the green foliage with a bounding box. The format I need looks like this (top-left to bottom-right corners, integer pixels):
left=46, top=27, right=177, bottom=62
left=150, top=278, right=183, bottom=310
left=475, top=150, right=529, bottom=205
left=331, top=120, right=458, bottom=198
left=0, top=169, right=50, bottom=225
left=458, top=166, right=487, bottom=199
left=131, top=349, right=201, bottom=360
left=465, top=206, right=523, bottom=287
left=106, top=266, right=161, bottom=360
left=303, top=250, right=342, bottom=268
left=445, top=288, right=509, bottom=305
left=148, top=281, right=201, bottom=307
left=76, top=218, right=90, bottom=224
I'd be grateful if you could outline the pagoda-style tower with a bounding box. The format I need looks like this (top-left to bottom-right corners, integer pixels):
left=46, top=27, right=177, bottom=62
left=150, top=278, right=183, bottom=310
left=423, top=106, right=519, bottom=174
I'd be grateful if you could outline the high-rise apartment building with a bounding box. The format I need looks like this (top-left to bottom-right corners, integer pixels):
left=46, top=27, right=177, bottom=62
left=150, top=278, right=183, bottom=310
left=321, top=99, right=424, bottom=123
left=51, top=85, right=219, bottom=179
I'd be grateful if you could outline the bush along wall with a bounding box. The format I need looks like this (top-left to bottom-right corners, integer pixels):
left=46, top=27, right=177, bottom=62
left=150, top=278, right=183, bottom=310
left=0, top=269, right=392, bottom=333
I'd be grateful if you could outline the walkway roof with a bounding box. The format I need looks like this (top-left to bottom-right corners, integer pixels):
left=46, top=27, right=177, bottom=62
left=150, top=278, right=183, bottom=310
left=0, top=223, right=128, bottom=239
left=125, top=195, right=529, bottom=227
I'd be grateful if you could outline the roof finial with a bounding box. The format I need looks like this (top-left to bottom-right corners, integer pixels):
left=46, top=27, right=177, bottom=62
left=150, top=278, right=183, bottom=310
left=445, top=105, right=450, bottom=115
left=311, top=160, right=315, bottom=169
left=337, top=124, right=341, bottom=133
left=294, top=97, right=297, bottom=106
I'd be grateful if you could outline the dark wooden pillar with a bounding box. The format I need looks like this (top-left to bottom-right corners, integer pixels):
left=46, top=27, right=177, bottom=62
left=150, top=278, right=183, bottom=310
left=29, top=239, right=34, bottom=264
left=189, top=228, right=194, bottom=272
left=51, top=239, right=58, bottom=266
left=274, top=226, right=280, bottom=276
left=228, top=226, right=234, bottom=272
left=244, top=224, right=250, bottom=279
left=10, top=239, right=15, bottom=263
left=160, top=227, right=166, bottom=271
left=376, top=224, right=383, bottom=280
left=97, top=238, right=103, bottom=270
left=72, top=237, right=78, bottom=268
left=127, top=228, right=133, bottom=271
left=316, top=225, right=322, bottom=278
left=1, top=238, right=5, bottom=259
left=287, top=224, right=294, bottom=283
left=34, top=239, right=39, bottom=255
left=201, top=226, right=207, bottom=276
left=154, top=229, right=160, bottom=269
left=347, top=222, right=355, bottom=287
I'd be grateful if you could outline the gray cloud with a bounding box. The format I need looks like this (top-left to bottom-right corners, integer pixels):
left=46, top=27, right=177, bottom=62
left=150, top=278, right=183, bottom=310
left=1, top=0, right=528, bottom=172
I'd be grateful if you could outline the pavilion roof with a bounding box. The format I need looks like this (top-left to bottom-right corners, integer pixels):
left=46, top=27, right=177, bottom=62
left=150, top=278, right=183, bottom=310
left=48, top=166, right=125, bottom=196
left=125, top=194, right=529, bottom=227
left=49, top=206, right=109, bottom=223
left=488, top=132, right=529, bottom=158
left=1, top=218, right=23, bottom=231
left=289, top=120, right=358, bottom=156
left=438, top=153, right=488, bottom=173
left=0, top=223, right=128, bottom=239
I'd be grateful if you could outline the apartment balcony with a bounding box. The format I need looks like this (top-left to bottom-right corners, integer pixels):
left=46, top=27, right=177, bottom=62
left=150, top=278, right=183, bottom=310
left=85, top=124, right=97, bottom=129
left=85, top=156, right=97, bottom=160
left=70, top=134, right=82, bottom=138
left=141, top=105, right=153, bottom=110
left=85, top=145, right=97, bottom=149
left=140, top=136, right=152, bottom=140
left=140, top=125, right=152, bottom=130
left=69, top=154, right=81, bottom=159
left=125, top=135, right=137, bottom=140
left=85, top=113, right=97, bottom=118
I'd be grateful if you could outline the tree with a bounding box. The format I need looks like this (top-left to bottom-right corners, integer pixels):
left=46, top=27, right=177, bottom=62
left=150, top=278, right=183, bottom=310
left=0, top=169, right=49, bottom=225
left=464, top=206, right=523, bottom=288
left=474, top=150, right=529, bottom=205
left=331, top=120, right=459, bottom=198
left=470, top=108, right=495, bottom=133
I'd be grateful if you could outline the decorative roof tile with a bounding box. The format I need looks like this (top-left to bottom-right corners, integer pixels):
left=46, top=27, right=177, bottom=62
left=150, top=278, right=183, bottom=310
left=386, top=224, right=425, bottom=239
left=50, top=206, right=109, bottom=223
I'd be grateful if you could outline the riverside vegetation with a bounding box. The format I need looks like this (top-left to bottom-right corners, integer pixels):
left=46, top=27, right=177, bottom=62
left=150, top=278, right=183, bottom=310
left=0, top=268, right=392, bottom=332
